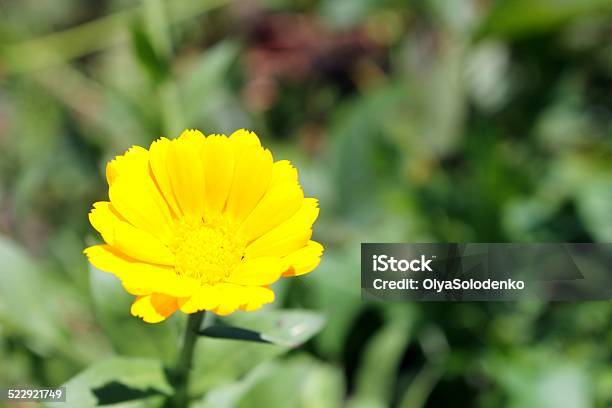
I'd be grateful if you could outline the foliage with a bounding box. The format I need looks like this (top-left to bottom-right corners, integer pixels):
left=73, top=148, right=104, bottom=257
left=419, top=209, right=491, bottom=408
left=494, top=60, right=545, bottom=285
left=1, top=0, right=611, bottom=407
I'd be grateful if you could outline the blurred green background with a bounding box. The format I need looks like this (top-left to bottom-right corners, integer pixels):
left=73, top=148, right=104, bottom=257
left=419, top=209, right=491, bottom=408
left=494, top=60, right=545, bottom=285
left=1, top=0, right=612, bottom=407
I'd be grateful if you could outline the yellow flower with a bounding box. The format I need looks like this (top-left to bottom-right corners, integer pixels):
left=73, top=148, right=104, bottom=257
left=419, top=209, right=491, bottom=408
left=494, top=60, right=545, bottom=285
left=84, top=129, right=323, bottom=323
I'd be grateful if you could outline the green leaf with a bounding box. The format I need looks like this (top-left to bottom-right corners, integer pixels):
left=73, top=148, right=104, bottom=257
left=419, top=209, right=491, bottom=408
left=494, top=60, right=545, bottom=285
left=478, top=0, right=612, bottom=39
left=483, top=349, right=591, bottom=408
left=199, top=325, right=271, bottom=344
left=308, top=246, right=364, bottom=359
left=130, top=20, right=170, bottom=83
left=397, top=363, right=444, bottom=408
left=222, top=309, right=326, bottom=348
left=89, top=265, right=180, bottom=364
left=350, top=318, right=413, bottom=407
left=178, top=40, right=239, bottom=123
left=330, top=84, right=406, bottom=219
left=576, top=177, right=612, bottom=241
left=193, top=363, right=274, bottom=408
left=0, top=236, right=65, bottom=352
left=0, top=0, right=232, bottom=73
left=190, top=337, right=285, bottom=396
left=216, top=355, right=344, bottom=408
left=0, top=235, right=105, bottom=364
left=189, top=309, right=325, bottom=395
left=50, top=357, right=172, bottom=408
left=199, top=309, right=325, bottom=345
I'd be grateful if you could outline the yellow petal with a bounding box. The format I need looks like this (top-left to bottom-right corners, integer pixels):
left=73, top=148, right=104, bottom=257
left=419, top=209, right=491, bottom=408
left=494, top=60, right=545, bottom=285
left=227, top=257, right=284, bottom=286
left=224, top=144, right=273, bottom=222
left=246, top=198, right=319, bottom=258
left=212, top=283, right=246, bottom=316
left=178, top=284, right=221, bottom=313
left=240, top=286, right=275, bottom=312
left=229, top=129, right=261, bottom=150
left=149, top=137, right=182, bottom=217
left=88, top=201, right=121, bottom=245
left=131, top=294, right=178, bottom=323
left=123, top=284, right=151, bottom=296
left=283, top=240, right=324, bottom=277
left=89, top=201, right=173, bottom=265
left=106, top=146, right=148, bottom=185
left=201, top=135, right=235, bottom=216
left=84, top=245, right=196, bottom=297
left=108, top=185, right=173, bottom=244
left=166, top=131, right=207, bottom=218
left=270, top=160, right=298, bottom=187
left=109, top=165, right=174, bottom=244
left=211, top=283, right=276, bottom=315
left=238, top=182, right=303, bottom=243
left=112, top=221, right=174, bottom=265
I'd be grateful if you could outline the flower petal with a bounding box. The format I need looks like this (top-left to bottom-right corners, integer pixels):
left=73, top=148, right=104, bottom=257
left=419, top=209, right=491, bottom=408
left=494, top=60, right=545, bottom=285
left=245, top=198, right=319, bottom=258
left=227, top=257, right=284, bottom=286
left=270, top=160, right=298, bottom=187
left=131, top=294, right=178, bottom=323
left=165, top=130, right=207, bottom=218
left=229, top=129, right=261, bottom=150
left=202, top=135, right=235, bottom=216
left=225, top=140, right=273, bottom=222
left=178, top=284, right=221, bottom=313
left=211, top=283, right=276, bottom=315
left=88, top=201, right=121, bottom=245
left=89, top=201, right=174, bottom=265
left=149, top=137, right=182, bottom=217
left=212, top=283, right=246, bottom=316
left=283, top=240, right=324, bottom=277
left=109, top=164, right=174, bottom=244
left=239, top=286, right=275, bottom=312
left=238, top=182, right=304, bottom=243
left=84, top=245, right=196, bottom=297
left=106, top=146, right=148, bottom=186
left=112, top=221, right=174, bottom=265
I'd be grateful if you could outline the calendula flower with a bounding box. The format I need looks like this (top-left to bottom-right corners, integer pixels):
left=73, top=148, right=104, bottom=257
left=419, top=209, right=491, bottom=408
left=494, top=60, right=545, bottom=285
left=84, top=129, right=323, bottom=323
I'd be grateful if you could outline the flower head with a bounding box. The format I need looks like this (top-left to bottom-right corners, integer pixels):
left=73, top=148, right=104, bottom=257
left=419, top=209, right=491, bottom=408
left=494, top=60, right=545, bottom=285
left=85, top=129, right=323, bottom=323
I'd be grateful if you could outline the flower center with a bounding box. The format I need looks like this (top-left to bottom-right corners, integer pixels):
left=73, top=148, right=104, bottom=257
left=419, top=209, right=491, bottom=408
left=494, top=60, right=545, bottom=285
left=172, top=216, right=245, bottom=284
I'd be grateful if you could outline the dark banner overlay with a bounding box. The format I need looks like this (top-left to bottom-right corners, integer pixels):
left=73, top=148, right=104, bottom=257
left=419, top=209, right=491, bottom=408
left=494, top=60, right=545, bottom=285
left=361, top=243, right=612, bottom=301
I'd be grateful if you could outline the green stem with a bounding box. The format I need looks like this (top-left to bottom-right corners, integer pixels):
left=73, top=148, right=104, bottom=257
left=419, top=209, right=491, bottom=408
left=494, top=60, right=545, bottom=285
left=169, top=311, right=205, bottom=408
